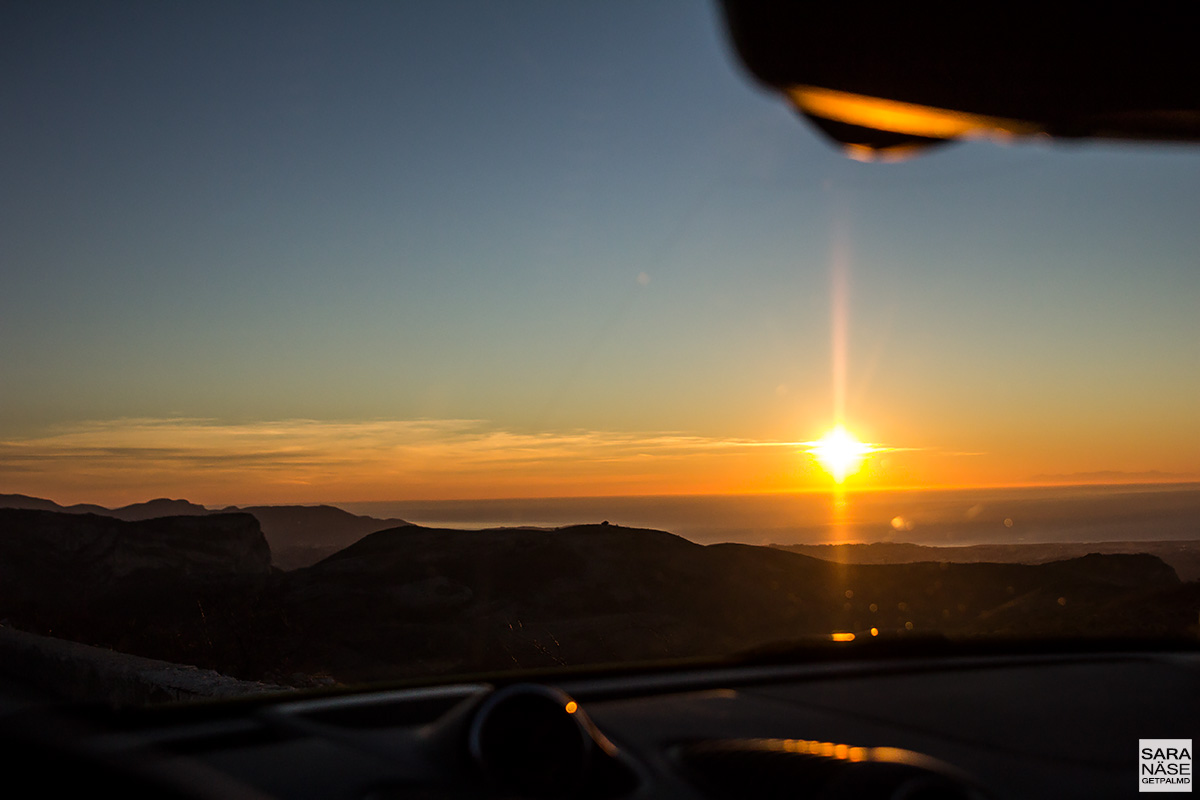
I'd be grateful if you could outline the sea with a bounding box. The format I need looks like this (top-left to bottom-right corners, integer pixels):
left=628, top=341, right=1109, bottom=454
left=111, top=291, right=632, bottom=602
left=338, top=483, right=1200, bottom=548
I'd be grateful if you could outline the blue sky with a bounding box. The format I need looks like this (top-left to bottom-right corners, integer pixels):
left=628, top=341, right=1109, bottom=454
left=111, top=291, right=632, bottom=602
left=2, top=2, right=1198, bottom=504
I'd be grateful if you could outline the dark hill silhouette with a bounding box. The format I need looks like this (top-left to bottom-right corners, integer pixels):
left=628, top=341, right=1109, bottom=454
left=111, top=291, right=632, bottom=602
left=109, top=498, right=211, bottom=521
left=773, top=540, right=1200, bottom=582
left=0, top=516, right=1193, bottom=688
left=226, top=504, right=411, bottom=569
left=0, top=494, right=211, bottom=520
left=0, top=494, right=214, bottom=520
left=279, top=524, right=1189, bottom=683
left=0, top=493, right=111, bottom=516
left=280, top=524, right=841, bottom=679
left=0, top=494, right=409, bottom=569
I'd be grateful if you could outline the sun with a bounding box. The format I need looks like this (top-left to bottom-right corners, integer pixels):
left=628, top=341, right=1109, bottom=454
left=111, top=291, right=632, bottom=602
left=806, top=425, right=874, bottom=483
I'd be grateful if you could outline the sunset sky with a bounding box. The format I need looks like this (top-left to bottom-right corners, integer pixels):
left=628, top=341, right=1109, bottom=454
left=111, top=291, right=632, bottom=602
left=3, top=2, right=1199, bottom=507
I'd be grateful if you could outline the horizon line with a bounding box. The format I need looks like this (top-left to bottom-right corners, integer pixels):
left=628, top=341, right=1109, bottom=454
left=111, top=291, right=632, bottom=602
left=11, top=478, right=1200, bottom=512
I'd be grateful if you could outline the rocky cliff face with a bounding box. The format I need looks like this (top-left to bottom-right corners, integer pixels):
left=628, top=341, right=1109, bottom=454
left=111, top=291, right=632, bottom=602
left=0, top=509, right=272, bottom=590
left=0, top=496, right=409, bottom=570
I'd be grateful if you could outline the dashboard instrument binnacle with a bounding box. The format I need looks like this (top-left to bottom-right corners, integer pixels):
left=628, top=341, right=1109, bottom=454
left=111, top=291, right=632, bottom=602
left=3, top=649, right=1196, bottom=799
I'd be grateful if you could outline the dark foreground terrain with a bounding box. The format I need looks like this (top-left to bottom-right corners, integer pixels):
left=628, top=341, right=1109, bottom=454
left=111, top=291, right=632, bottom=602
left=0, top=509, right=1197, bottom=689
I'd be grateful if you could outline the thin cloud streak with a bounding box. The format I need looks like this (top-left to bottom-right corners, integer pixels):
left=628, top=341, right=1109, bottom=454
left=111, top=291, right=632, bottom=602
left=0, top=417, right=857, bottom=503
left=0, top=418, right=808, bottom=464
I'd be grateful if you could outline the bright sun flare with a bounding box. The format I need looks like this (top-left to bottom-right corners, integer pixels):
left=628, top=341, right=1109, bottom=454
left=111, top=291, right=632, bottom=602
left=806, top=425, right=874, bottom=483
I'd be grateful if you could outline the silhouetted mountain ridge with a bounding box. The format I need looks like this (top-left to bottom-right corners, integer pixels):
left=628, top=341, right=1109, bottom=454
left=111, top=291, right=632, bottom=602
left=773, top=540, right=1200, bottom=582
left=0, top=493, right=113, bottom=516
left=0, top=494, right=409, bottom=568
left=1, top=514, right=1196, bottom=688
left=229, top=504, right=412, bottom=555
left=278, top=523, right=1191, bottom=681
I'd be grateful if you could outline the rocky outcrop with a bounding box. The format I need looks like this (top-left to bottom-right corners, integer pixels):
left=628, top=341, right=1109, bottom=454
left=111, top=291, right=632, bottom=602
left=0, top=510, right=283, bottom=685
left=0, top=495, right=409, bottom=569
left=0, top=509, right=272, bottom=588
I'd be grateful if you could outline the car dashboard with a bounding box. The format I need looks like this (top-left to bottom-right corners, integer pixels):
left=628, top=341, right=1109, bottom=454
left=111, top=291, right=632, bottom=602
left=4, top=648, right=1194, bottom=799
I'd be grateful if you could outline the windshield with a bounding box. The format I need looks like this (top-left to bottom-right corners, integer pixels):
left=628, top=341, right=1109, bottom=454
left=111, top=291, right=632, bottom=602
left=1, top=3, right=1197, bottom=701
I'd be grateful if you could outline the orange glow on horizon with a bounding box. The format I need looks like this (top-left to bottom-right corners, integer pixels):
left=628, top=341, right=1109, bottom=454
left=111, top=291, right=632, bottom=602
left=3, top=417, right=1196, bottom=507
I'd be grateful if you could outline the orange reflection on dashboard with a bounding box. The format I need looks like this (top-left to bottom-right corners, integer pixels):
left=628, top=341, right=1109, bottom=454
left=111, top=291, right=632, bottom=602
left=831, top=632, right=856, bottom=642
left=786, top=85, right=1041, bottom=141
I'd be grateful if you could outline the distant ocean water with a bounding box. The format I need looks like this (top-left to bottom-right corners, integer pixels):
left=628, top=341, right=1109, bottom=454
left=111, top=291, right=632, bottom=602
left=339, top=484, right=1200, bottom=547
